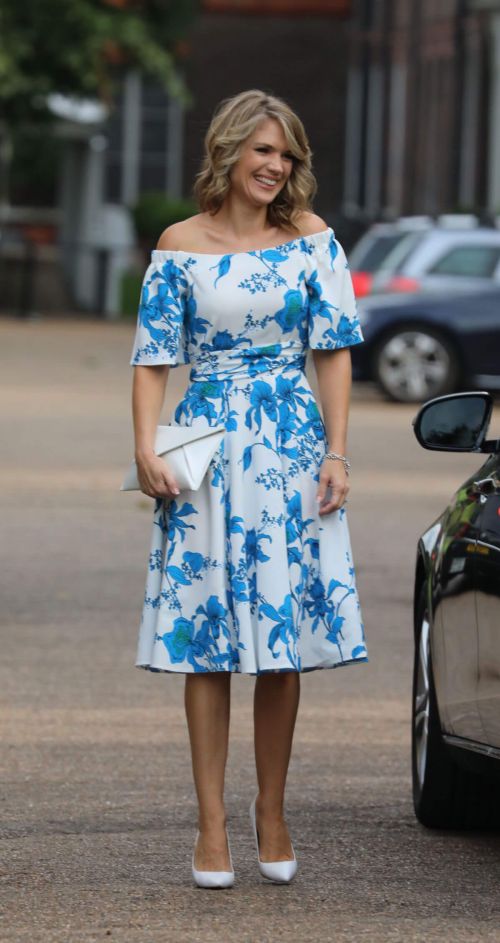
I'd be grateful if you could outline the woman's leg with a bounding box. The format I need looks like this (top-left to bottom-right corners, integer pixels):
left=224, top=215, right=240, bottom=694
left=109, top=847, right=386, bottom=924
left=253, top=672, right=300, bottom=861
left=185, top=672, right=232, bottom=870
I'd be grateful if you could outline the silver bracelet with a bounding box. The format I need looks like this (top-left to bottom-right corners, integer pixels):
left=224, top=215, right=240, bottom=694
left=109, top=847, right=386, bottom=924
left=324, top=451, right=351, bottom=474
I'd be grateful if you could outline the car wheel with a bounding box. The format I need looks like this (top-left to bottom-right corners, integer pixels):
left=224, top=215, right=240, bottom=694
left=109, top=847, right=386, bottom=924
left=373, top=327, right=459, bottom=403
left=412, top=585, right=500, bottom=829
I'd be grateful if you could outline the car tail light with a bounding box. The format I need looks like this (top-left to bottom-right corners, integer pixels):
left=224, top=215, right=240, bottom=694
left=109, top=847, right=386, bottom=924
left=351, top=271, right=373, bottom=297
left=386, top=276, right=421, bottom=293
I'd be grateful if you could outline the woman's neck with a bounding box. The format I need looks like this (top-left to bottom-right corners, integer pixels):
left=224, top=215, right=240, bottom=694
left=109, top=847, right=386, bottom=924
left=211, top=194, right=274, bottom=241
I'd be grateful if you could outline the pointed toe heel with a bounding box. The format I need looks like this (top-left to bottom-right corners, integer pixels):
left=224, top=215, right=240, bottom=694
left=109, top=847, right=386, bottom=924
left=249, top=796, right=298, bottom=884
left=191, top=830, right=235, bottom=889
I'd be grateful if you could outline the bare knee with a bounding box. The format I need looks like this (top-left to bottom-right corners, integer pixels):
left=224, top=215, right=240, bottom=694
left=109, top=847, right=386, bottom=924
left=255, top=671, right=300, bottom=691
left=185, top=672, right=231, bottom=688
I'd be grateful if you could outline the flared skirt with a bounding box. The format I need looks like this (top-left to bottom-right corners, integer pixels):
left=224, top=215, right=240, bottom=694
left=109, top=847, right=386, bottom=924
left=135, top=366, right=368, bottom=674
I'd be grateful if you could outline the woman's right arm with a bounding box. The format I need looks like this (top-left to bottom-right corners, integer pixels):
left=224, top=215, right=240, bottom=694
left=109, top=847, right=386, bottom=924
left=132, top=364, right=180, bottom=499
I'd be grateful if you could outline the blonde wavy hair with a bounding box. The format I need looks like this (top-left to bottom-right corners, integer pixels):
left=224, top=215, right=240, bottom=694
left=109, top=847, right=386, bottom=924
left=192, top=89, right=317, bottom=232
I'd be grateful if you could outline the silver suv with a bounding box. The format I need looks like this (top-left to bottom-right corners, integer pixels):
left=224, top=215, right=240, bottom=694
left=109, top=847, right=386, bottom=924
left=369, top=224, right=500, bottom=296
left=348, top=216, right=434, bottom=298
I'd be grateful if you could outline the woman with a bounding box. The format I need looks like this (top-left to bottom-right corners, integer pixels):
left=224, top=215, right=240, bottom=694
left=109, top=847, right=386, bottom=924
left=129, top=89, right=368, bottom=888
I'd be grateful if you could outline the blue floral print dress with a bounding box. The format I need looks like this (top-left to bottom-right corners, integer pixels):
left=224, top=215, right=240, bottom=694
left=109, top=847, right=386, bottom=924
left=129, top=227, right=368, bottom=675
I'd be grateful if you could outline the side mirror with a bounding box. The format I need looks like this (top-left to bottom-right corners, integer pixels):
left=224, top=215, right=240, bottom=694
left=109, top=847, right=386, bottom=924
left=413, top=392, right=493, bottom=452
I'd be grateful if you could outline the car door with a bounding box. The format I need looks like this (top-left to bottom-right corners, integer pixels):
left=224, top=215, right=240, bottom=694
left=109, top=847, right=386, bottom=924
left=433, top=473, right=484, bottom=740
left=460, top=292, right=500, bottom=383
left=474, top=455, right=500, bottom=746
left=420, top=243, right=500, bottom=295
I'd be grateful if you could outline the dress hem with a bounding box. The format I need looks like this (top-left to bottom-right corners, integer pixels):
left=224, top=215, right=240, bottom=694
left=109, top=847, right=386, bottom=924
left=134, top=656, right=369, bottom=676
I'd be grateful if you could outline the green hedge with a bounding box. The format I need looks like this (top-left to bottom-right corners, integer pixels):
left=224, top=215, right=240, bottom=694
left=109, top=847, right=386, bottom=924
left=121, top=192, right=198, bottom=318
left=131, top=192, right=197, bottom=242
left=120, top=271, right=143, bottom=319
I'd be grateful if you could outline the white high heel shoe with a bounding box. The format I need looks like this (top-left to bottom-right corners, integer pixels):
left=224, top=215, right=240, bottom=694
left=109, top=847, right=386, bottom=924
left=249, top=796, right=298, bottom=884
left=191, top=829, right=235, bottom=889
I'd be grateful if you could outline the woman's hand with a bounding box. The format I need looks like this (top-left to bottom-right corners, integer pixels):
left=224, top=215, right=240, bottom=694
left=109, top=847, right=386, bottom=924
left=136, top=454, right=180, bottom=500
left=316, top=458, right=349, bottom=515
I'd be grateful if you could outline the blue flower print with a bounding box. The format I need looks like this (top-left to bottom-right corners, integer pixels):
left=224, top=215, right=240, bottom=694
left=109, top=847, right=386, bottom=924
left=183, top=551, right=204, bottom=573
left=227, top=557, right=250, bottom=604
left=259, top=248, right=289, bottom=263
left=174, top=383, right=222, bottom=424
left=352, top=645, right=367, bottom=659
left=298, top=399, right=325, bottom=443
left=210, top=255, right=232, bottom=288
left=245, top=528, right=272, bottom=566
left=286, top=492, right=314, bottom=542
left=299, top=237, right=316, bottom=256
left=212, top=329, right=238, bottom=350
left=237, top=247, right=289, bottom=293
left=327, top=232, right=339, bottom=270
left=275, top=289, right=306, bottom=334
left=184, top=285, right=210, bottom=345
left=275, top=373, right=310, bottom=413
left=325, top=614, right=345, bottom=645
left=305, top=577, right=330, bottom=626
left=261, top=594, right=299, bottom=667
left=244, top=379, right=278, bottom=432
left=131, top=227, right=367, bottom=674
left=212, top=645, right=245, bottom=670
left=140, top=264, right=184, bottom=339
left=307, top=269, right=337, bottom=321
left=196, top=595, right=230, bottom=642
left=325, top=313, right=363, bottom=347
left=161, top=617, right=196, bottom=663
left=163, top=501, right=198, bottom=544
left=276, top=407, right=298, bottom=448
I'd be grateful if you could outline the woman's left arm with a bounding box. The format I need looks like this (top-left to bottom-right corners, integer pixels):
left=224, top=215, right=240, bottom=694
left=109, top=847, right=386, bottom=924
left=312, top=347, right=352, bottom=515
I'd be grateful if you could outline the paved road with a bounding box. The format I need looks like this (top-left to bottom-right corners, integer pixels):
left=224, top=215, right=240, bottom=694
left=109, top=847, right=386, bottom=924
left=1, top=317, right=500, bottom=942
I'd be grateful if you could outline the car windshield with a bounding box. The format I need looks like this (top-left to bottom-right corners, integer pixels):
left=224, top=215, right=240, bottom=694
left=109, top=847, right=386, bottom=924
left=349, top=233, right=411, bottom=272
left=377, top=231, right=426, bottom=274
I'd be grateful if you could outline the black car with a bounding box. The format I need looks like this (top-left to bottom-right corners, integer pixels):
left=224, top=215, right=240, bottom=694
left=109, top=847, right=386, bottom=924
left=353, top=289, right=500, bottom=403
left=412, top=391, right=500, bottom=828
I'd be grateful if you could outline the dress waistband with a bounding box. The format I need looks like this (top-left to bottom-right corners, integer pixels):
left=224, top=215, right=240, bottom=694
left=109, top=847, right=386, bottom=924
left=188, top=342, right=306, bottom=382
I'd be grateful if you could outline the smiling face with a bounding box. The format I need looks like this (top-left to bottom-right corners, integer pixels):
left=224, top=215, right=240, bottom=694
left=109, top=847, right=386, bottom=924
left=229, top=117, right=295, bottom=208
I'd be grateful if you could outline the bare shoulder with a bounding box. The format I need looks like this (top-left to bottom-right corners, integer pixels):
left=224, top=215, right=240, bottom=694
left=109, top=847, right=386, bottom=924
left=156, top=216, right=204, bottom=251
left=295, top=211, right=329, bottom=237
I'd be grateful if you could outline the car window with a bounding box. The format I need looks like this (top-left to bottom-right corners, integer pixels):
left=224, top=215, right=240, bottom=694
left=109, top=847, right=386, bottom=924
left=428, top=245, right=500, bottom=277
left=349, top=233, right=410, bottom=272
left=379, top=231, right=426, bottom=273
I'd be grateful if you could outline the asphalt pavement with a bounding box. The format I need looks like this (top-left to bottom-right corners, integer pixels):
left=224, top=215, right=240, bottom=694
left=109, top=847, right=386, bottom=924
left=1, top=316, right=500, bottom=942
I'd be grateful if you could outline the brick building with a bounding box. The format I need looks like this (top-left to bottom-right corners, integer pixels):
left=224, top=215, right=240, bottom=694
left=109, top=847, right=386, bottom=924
left=343, top=0, right=500, bottom=223
left=7, top=0, right=500, bottom=315
left=181, top=0, right=353, bottom=226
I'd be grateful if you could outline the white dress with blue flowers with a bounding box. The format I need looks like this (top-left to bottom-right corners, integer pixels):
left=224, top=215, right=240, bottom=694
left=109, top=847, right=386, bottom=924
left=129, top=227, right=368, bottom=675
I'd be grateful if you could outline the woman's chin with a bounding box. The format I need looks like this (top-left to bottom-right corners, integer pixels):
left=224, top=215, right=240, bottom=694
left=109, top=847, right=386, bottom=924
left=248, top=188, right=278, bottom=207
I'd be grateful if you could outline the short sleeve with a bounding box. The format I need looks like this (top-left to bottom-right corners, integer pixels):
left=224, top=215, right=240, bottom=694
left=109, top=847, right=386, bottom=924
left=305, top=231, right=364, bottom=351
left=129, top=254, right=191, bottom=367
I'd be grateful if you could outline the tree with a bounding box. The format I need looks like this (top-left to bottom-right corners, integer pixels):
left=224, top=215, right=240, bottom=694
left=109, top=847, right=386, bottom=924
left=0, top=0, right=199, bottom=202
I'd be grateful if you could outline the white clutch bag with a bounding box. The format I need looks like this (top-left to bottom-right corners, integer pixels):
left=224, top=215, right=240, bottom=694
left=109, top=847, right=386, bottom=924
left=120, top=422, right=226, bottom=492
